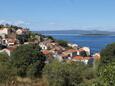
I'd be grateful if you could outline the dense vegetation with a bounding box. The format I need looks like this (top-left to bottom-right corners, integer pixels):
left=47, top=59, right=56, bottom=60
left=11, top=44, right=46, bottom=78
left=43, top=61, right=97, bottom=86
left=0, top=31, right=115, bottom=86
left=0, top=44, right=47, bottom=86
left=0, top=24, right=25, bottom=30
left=57, top=40, right=68, bottom=47
left=0, top=52, right=16, bottom=85
left=98, top=43, right=115, bottom=86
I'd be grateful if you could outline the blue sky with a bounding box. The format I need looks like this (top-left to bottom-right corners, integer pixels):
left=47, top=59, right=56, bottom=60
left=0, top=0, right=115, bottom=31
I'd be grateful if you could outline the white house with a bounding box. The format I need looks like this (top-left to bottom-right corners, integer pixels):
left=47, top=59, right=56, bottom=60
left=35, top=35, right=41, bottom=42
left=39, top=43, right=48, bottom=50
left=72, top=56, right=90, bottom=65
left=81, top=47, right=90, bottom=56
left=0, top=28, right=9, bottom=46
left=7, top=38, right=16, bottom=47
left=93, top=53, right=100, bottom=60
left=72, top=44, right=78, bottom=48
left=53, top=54, right=63, bottom=62
left=16, top=29, right=23, bottom=35
left=0, top=28, right=9, bottom=35
left=1, top=38, right=8, bottom=46
left=68, top=43, right=78, bottom=48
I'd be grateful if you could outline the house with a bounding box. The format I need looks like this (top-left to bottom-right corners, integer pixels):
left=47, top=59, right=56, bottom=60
left=1, top=38, right=8, bottom=46
left=0, top=28, right=9, bottom=35
left=42, top=50, right=50, bottom=55
left=24, top=42, right=29, bottom=45
left=79, top=47, right=90, bottom=56
left=7, top=38, right=16, bottom=47
left=46, top=43, right=54, bottom=50
left=0, top=37, right=2, bottom=44
left=93, top=53, right=100, bottom=60
left=16, top=28, right=29, bottom=35
left=39, top=43, right=48, bottom=50
left=0, top=28, right=9, bottom=46
left=53, top=53, right=63, bottom=62
left=39, top=40, right=58, bottom=50
left=16, top=29, right=23, bottom=35
left=46, top=42, right=58, bottom=50
left=35, top=35, right=41, bottom=42
left=68, top=43, right=78, bottom=48
left=72, top=56, right=90, bottom=64
left=22, top=29, right=29, bottom=34
left=0, top=28, right=17, bottom=47
left=0, top=37, right=16, bottom=47
left=62, top=49, right=80, bottom=59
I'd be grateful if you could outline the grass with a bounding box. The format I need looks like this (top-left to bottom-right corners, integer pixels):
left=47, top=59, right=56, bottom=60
left=0, top=76, right=49, bottom=86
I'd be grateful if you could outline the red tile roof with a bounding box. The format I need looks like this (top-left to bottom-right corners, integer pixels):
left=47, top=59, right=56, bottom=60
left=64, top=49, right=78, bottom=53
left=73, top=56, right=90, bottom=60
left=42, top=50, right=50, bottom=55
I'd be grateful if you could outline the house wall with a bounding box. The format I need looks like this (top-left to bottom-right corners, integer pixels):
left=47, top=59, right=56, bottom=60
left=39, top=43, right=48, bottom=50
left=0, top=28, right=9, bottom=35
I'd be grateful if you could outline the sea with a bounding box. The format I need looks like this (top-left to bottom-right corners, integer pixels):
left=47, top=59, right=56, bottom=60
left=37, top=31, right=115, bottom=54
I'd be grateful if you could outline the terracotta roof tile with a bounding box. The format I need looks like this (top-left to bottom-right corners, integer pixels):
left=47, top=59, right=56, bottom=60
left=73, top=56, right=90, bottom=60
left=42, top=50, right=50, bottom=55
left=64, top=49, right=78, bottom=53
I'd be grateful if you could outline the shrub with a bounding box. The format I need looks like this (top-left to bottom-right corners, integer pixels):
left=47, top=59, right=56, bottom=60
left=11, top=44, right=47, bottom=78
left=43, top=60, right=96, bottom=86
left=57, top=40, right=68, bottom=47
left=98, top=43, right=115, bottom=86
left=0, top=52, right=16, bottom=84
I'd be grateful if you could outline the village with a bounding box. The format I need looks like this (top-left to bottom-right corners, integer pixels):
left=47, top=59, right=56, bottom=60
left=0, top=24, right=100, bottom=65
left=0, top=0, right=115, bottom=85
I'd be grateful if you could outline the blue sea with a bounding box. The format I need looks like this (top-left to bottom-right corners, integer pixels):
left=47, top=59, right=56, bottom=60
left=38, top=32, right=115, bottom=53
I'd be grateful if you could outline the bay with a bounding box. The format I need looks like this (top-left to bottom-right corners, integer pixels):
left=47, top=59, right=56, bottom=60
left=37, top=31, right=115, bottom=53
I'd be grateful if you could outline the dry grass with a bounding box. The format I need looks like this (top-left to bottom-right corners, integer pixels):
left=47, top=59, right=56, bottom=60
left=0, top=76, right=49, bottom=86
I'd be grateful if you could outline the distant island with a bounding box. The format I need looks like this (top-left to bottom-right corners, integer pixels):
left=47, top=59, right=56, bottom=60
left=81, top=33, right=110, bottom=36
left=37, top=29, right=115, bottom=36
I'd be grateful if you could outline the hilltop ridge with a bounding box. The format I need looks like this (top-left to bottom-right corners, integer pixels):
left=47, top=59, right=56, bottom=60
left=37, top=29, right=115, bottom=35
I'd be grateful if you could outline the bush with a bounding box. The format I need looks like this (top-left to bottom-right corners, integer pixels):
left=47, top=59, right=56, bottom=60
left=0, top=52, right=9, bottom=62
left=98, top=43, right=115, bottom=86
left=47, top=36, right=55, bottom=41
left=0, top=63, right=16, bottom=84
left=11, top=44, right=47, bottom=78
left=100, top=43, right=115, bottom=64
left=0, top=52, right=16, bottom=84
left=57, top=40, right=68, bottom=47
left=43, top=60, right=96, bottom=86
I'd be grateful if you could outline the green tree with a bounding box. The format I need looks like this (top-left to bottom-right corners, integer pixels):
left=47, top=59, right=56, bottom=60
left=0, top=52, right=16, bottom=84
left=0, top=52, right=9, bottom=62
left=57, top=40, right=68, bottom=48
left=11, top=44, right=47, bottom=78
left=16, top=34, right=29, bottom=44
left=98, top=43, right=115, bottom=86
left=43, top=60, right=96, bottom=86
left=47, top=36, right=55, bottom=41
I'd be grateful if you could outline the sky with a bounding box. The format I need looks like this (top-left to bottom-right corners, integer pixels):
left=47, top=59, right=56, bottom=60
left=0, top=0, right=115, bottom=31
